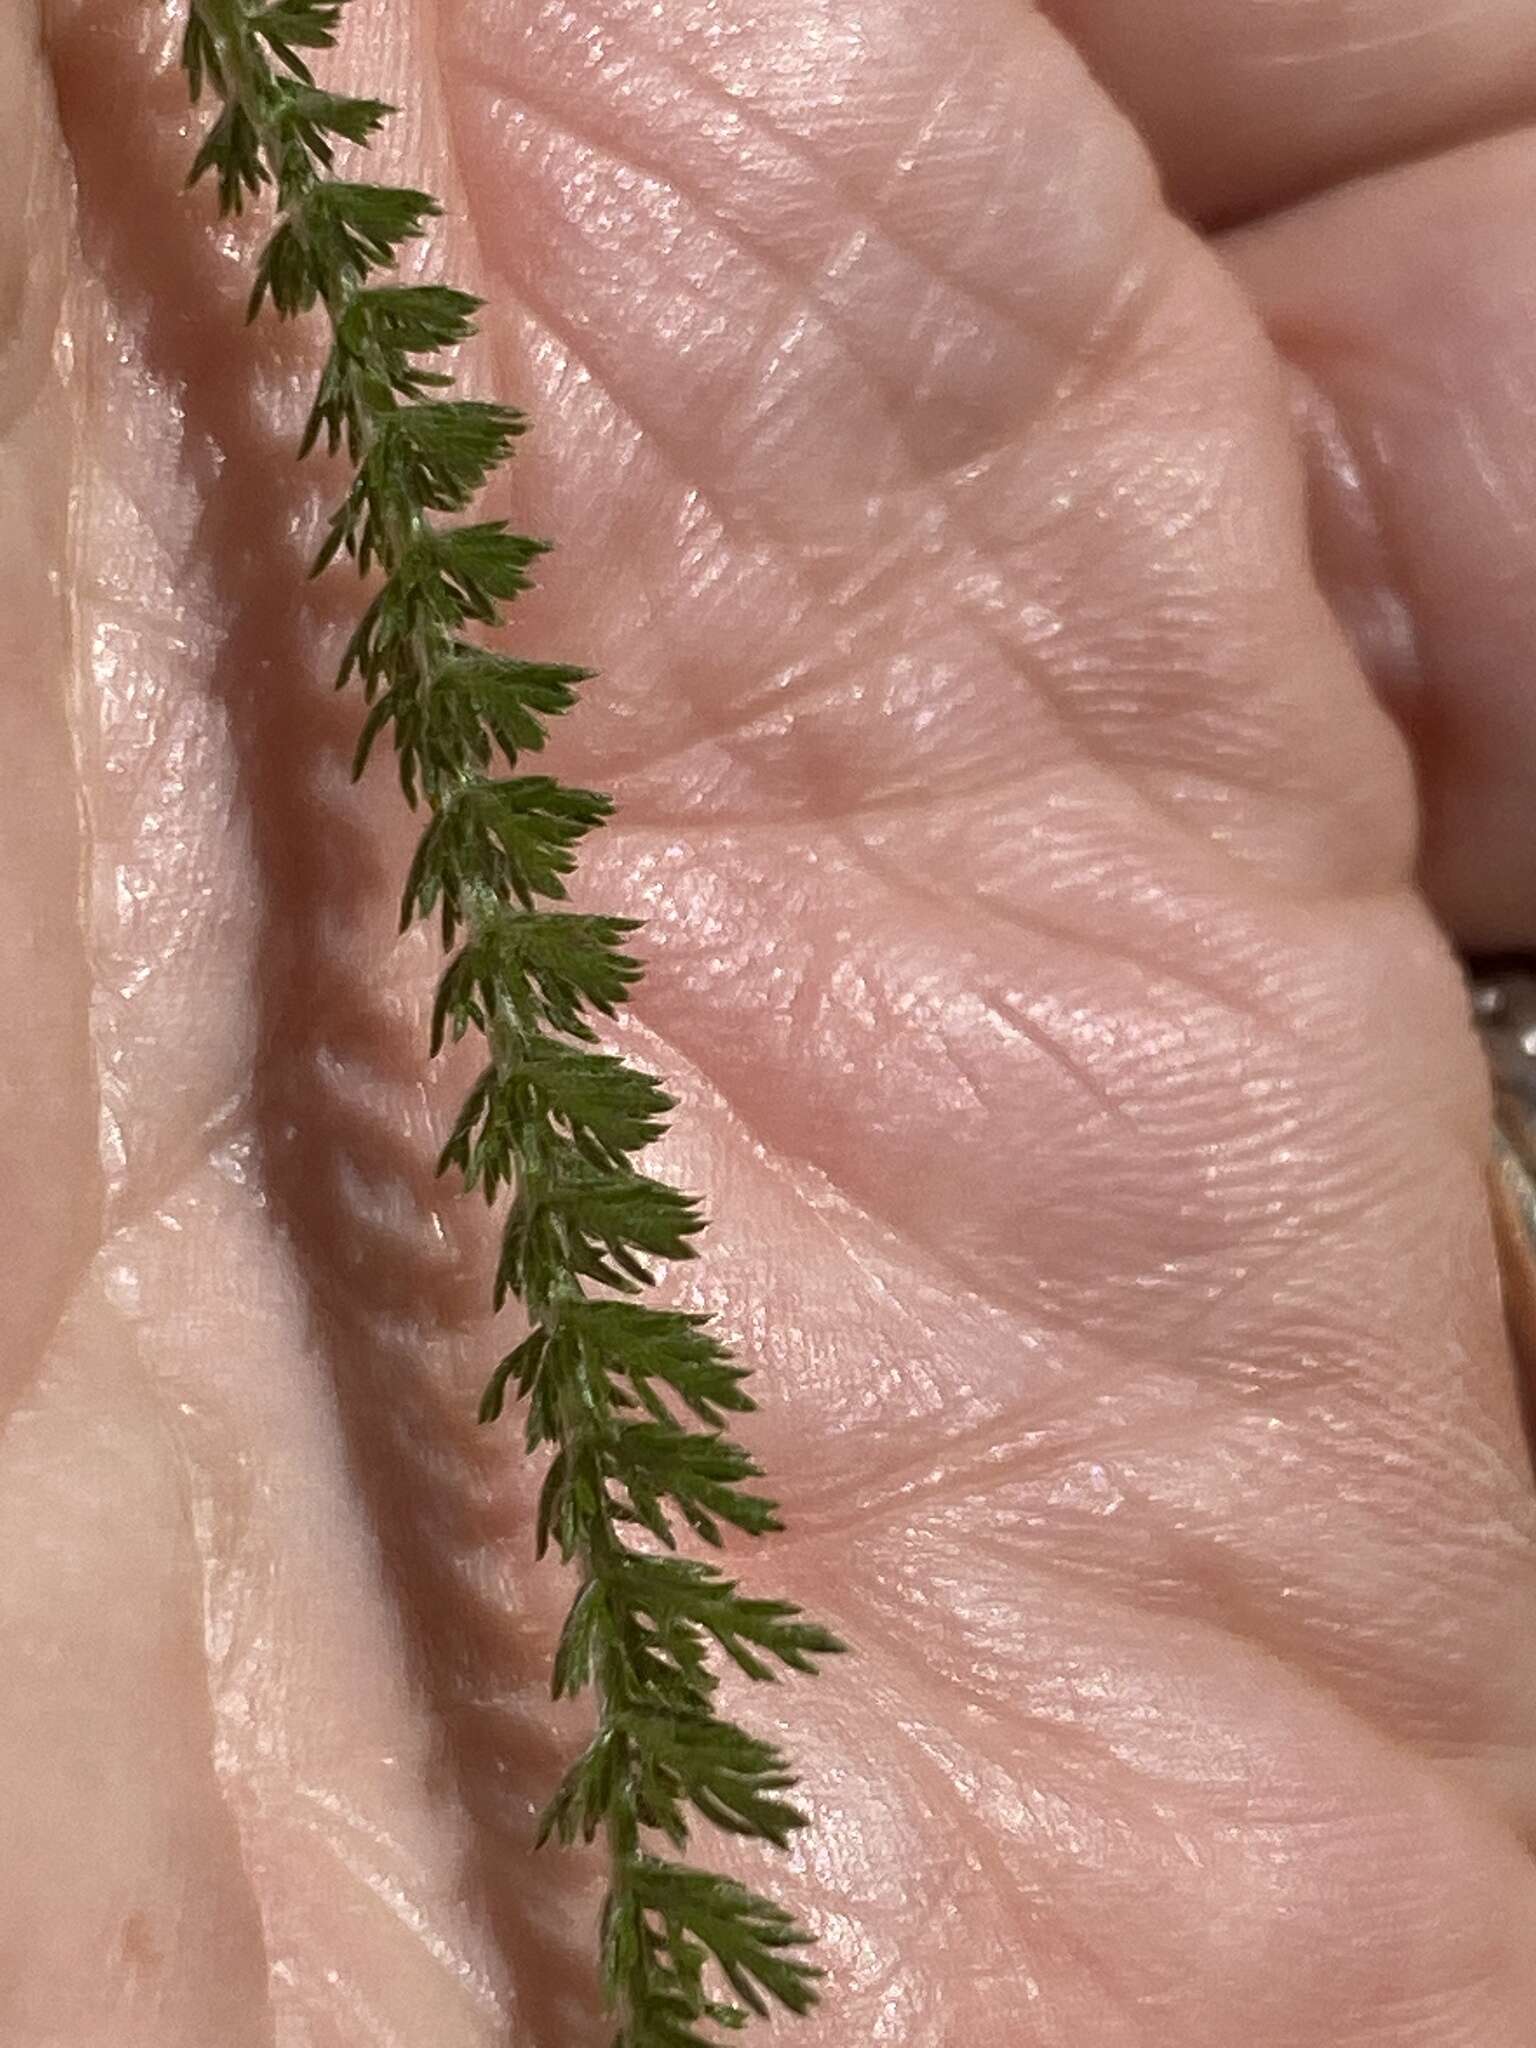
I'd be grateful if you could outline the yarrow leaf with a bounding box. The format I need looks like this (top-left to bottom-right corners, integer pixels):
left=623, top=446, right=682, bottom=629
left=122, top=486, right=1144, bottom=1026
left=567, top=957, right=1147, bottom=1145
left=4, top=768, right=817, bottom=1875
left=402, top=773, right=612, bottom=936
left=177, top=2, right=846, bottom=2040
left=350, top=644, right=590, bottom=804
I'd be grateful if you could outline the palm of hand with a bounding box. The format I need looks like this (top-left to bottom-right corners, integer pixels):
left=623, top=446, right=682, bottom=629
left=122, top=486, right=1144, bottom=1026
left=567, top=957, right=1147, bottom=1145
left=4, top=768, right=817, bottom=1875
left=6, top=0, right=1536, bottom=2040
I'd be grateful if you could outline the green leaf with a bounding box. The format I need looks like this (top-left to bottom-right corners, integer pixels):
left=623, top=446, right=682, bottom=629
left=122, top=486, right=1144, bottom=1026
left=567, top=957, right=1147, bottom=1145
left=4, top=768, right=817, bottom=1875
left=625, top=1858, right=823, bottom=2023
left=437, top=644, right=589, bottom=755
left=430, top=518, right=552, bottom=620
left=551, top=1573, right=606, bottom=1697
left=524, top=1043, right=672, bottom=1169
left=439, top=1065, right=515, bottom=1202
left=431, top=909, right=644, bottom=1052
left=346, top=281, right=484, bottom=357
left=403, top=774, right=612, bottom=938
left=608, top=1554, right=847, bottom=1687
left=318, top=405, right=531, bottom=576
left=516, top=1044, right=674, bottom=1169
left=379, top=400, right=529, bottom=511
left=248, top=0, right=344, bottom=77
left=278, top=83, right=392, bottom=158
left=187, top=99, right=268, bottom=215
left=563, top=1301, right=754, bottom=1430
left=605, top=1882, right=738, bottom=2048
left=477, top=1326, right=545, bottom=1424
left=269, top=86, right=393, bottom=198
left=333, top=559, right=437, bottom=683
left=179, top=9, right=848, bottom=2031
left=246, top=215, right=321, bottom=319
left=180, top=11, right=225, bottom=101
left=497, top=1164, right=703, bottom=1308
left=302, top=286, right=482, bottom=459
left=274, top=179, right=439, bottom=310
left=607, top=1420, right=781, bottom=1550
left=539, top=1710, right=804, bottom=1855
left=350, top=647, right=590, bottom=803
left=538, top=1724, right=625, bottom=1846
left=537, top=1437, right=610, bottom=1561
left=440, top=1045, right=671, bottom=1204
left=620, top=1708, right=807, bottom=1851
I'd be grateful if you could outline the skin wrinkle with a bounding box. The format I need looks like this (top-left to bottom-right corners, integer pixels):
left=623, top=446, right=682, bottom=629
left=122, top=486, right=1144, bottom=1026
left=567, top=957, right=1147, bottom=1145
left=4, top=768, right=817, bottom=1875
left=642, top=1125, right=1064, bottom=1490
left=636, top=992, right=1260, bottom=1373
left=291, top=1803, right=505, bottom=2007
left=472, top=241, right=825, bottom=603
left=631, top=977, right=1075, bottom=1337
left=813, top=1228, right=1506, bottom=1539
left=858, top=1730, right=1045, bottom=1960
left=631, top=426, right=1311, bottom=825
left=1241, top=6, right=1491, bottom=69
left=837, top=802, right=1423, bottom=1063
left=90, top=1089, right=256, bottom=1245
left=20, top=0, right=1536, bottom=2038
left=883, top=1711, right=1224, bottom=1958
left=490, top=91, right=861, bottom=504
left=161, top=1372, right=283, bottom=2048
left=449, top=28, right=1278, bottom=877
left=445, top=20, right=1263, bottom=870
left=868, top=1613, right=1359, bottom=1966
left=837, top=806, right=1293, bottom=1042
left=614, top=824, right=1483, bottom=1494
left=857, top=1509, right=1497, bottom=1837
left=0, top=28, right=68, bottom=433
left=625, top=956, right=1144, bottom=1331
left=829, top=822, right=1141, bottom=1131
left=463, top=229, right=1209, bottom=852
left=510, top=237, right=1301, bottom=877
left=0, top=37, right=100, bottom=1417
left=456, top=1, right=1115, bottom=344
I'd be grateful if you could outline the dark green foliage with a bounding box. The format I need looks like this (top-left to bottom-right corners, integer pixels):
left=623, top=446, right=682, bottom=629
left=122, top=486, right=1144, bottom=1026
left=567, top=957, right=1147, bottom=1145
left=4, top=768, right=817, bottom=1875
left=352, top=647, right=590, bottom=806
left=541, top=1710, right=805, bottom=1852
left=567, top=1301, right=757, bottom=1428
left=249, top=181, right=440, bottom=317
left=496, top=1161, right=704, bottom=1310
left=187, top=98, right=267, bottom=212
left=403, top=774, right=612, bottom=934
left=248, top=0, right=343, bottom=75
left=431, top=909, right=644, bottom=1048
left=478, top=1301, right=751, bottom=1436
left=442, top=1047, right=674, bottom=1201
left=273, top=85, right=394, bottom=175
left=606, top=1554, right=846, bottom=1686
left=179, top=4, right=844, bottom=2041
left=603, top=1419, right=781, bottom=1548
left=613, top=1862, right=824, bottom=2029
left=303, top=285, right=484, bottom=458
left=315, top=403, right=529, bottom=574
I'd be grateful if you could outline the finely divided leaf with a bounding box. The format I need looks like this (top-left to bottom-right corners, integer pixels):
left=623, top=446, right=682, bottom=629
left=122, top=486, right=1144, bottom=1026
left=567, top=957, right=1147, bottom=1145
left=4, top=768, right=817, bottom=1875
left=179, top=5, right=844, bottom=2037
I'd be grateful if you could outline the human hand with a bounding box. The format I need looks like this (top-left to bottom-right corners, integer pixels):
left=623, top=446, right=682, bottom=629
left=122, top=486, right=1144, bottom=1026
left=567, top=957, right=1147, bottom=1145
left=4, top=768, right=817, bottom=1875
left=8, top=1, right=1536, bottom=2040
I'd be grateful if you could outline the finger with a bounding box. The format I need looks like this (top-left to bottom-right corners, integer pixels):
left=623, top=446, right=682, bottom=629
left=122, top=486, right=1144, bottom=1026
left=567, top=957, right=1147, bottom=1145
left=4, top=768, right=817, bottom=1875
left=1222, top=126, right=1536, bottom=949
left=1042, top=0, right=1536, bottom=224
left=0, top=1, right=97, bottom=1383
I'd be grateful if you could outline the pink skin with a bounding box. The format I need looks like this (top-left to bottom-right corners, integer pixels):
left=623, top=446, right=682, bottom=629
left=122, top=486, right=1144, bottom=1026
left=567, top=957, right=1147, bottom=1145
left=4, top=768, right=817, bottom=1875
left=5, top=0, right=1536, bottom=2041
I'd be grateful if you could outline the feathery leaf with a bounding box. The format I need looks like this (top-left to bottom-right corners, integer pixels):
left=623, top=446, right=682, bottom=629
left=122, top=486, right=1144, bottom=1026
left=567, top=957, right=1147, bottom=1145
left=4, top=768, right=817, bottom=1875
left=178, top=4, right=845, bottom=2038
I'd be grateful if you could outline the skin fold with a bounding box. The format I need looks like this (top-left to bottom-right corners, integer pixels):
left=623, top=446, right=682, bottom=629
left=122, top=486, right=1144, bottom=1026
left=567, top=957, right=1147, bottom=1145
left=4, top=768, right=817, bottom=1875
left=4, top=0, right=1536, bottom=2039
